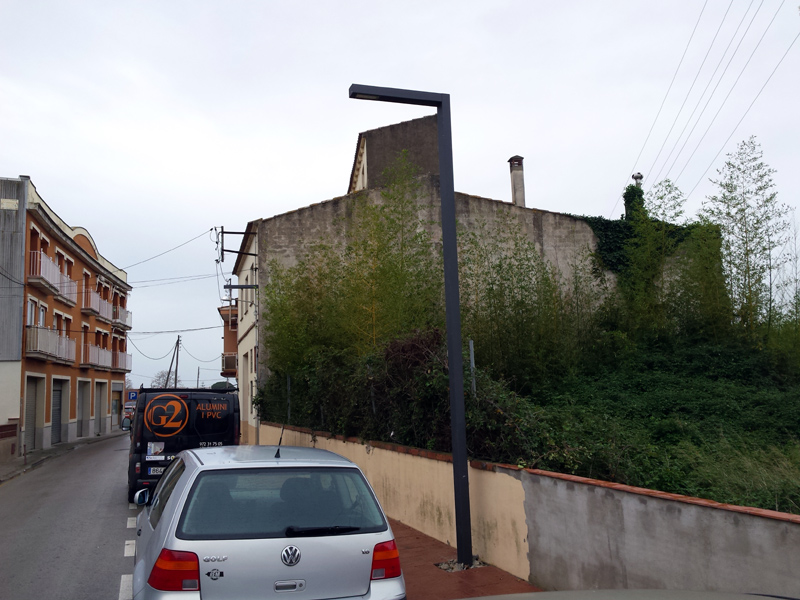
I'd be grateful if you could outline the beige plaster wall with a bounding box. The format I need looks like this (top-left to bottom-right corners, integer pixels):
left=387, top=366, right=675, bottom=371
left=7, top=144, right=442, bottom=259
left=0, top=361, right=21, bottom=424
left=259, top=423, right=530, bottom=580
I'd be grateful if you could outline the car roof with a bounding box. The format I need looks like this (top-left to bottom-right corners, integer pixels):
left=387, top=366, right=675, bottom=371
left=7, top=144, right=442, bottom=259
left=183, top=445, right=357, bottom=469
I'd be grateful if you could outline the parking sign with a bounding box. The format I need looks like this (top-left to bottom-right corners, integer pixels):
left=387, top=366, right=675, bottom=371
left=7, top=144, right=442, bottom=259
left=128, top=391, right=138, bottom=401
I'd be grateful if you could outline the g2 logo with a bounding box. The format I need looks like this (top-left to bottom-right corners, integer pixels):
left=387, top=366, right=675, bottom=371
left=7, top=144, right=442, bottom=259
left=145, top=394, right=189, bottom=437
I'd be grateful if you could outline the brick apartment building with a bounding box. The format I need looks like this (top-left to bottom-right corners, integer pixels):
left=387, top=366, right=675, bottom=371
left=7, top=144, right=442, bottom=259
left=0, top=176, right=132, bottom=461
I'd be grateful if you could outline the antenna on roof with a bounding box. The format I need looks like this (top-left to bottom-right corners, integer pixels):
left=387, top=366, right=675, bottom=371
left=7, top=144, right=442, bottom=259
left=275, top=425, right=285, bottom=459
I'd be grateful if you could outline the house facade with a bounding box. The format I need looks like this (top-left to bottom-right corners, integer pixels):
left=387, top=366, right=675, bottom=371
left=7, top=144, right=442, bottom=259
left=223, top=116, right=603, bottom=444
left=0, top=176, right=132, bottom=461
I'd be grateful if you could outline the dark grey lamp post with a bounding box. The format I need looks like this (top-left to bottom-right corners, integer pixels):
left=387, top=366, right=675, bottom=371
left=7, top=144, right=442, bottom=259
left=349, top=84, right=473, bottom=566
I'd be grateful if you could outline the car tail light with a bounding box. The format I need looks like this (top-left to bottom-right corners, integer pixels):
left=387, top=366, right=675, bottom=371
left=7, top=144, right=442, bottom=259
left=371, top=540, right=401, bottom=580
left=135, top=462, right=140, bottom=475
left=147, top=549, right=200, bottom=592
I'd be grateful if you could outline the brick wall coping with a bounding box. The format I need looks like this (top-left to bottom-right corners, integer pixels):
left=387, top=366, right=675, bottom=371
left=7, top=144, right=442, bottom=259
left=265, top=421, right=800, bottom=526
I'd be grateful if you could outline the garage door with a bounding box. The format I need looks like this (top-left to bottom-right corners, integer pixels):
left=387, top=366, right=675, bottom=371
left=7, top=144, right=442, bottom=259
left=52, top=382, right=62, bottom=444
left=25, top=379, right=37, bottom=451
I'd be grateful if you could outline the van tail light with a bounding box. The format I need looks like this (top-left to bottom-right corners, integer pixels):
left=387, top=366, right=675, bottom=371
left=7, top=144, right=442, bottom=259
left=147, top=549, right=200, bottom=592
left=135, top=461, right=141, bottom=475
left=371, top=540, right=402, bottom=580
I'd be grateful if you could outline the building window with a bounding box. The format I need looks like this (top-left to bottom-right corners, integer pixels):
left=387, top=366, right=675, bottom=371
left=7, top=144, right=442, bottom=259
left=38, top=305, right=46, bottom=328
left=27, top=299, right=36, bottom=327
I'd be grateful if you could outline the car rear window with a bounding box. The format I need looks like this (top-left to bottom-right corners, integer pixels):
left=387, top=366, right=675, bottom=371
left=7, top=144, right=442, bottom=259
left=176, top=467, right=387, bottom=540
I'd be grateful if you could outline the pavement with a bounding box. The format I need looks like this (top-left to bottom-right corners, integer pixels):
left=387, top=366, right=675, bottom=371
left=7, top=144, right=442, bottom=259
left=0, top=429, right=542, bottom=599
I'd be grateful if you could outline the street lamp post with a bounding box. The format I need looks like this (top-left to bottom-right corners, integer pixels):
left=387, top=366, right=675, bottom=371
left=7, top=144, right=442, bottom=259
left=349, top=84, right=473, bottom=566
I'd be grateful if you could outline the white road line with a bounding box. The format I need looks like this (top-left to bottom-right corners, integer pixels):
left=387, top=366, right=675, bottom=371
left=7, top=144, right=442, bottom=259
left=129, top=503, right=136, bottom=510
left=124, top=540, right=136, bottom=557
left=127, top=517, right=137, bottom=528
left=118, top=574, right=133, bottom=600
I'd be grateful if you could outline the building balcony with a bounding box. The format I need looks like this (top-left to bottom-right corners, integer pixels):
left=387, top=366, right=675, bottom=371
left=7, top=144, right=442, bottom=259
left=81, top=343, right=112, bottom=369
left=82, top=289, right=113, bottom=322
left=25, top=327, right=76, bottom=364
left=112, top=305, right=133, bottom=330
left=56, top=274, right=78, bottom=307
left=112, top=351, right=133, bottom=372
left=28, top=251, right=60, bottom=295
left=221, top=352, right=238, bottom=378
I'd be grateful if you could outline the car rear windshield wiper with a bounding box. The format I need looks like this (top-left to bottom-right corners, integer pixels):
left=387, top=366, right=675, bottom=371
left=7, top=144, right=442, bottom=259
left=284, top=525, right=361, bottom=537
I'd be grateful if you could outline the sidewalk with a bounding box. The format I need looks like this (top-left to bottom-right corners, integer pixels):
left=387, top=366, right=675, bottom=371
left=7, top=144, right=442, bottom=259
left=0, top=427, right=128, bottom=484
left=391, top=519, right=542, bottom=599
left=0, top=430, right=542, bottom=598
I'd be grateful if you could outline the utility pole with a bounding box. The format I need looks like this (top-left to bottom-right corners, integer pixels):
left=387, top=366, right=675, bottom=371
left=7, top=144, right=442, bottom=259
left=175, top=335, right=181, bottom=389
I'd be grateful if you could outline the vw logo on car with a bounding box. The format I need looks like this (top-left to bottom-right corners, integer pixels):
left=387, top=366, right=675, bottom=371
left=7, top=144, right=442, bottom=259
left=281, top=545, right=301, bottom=566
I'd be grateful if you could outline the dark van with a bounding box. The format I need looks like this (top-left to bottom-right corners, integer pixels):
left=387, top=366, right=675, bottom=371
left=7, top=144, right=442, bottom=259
left=127, top=387, right=240, bottom=501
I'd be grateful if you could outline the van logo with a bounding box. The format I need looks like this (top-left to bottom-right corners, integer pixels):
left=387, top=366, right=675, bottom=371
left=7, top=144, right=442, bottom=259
left=144, top=395, right=189, bottom=438
left=281, top=546, right=301, bottom=566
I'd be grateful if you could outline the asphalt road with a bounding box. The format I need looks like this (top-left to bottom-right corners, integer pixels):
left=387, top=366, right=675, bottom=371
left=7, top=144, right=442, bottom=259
left=0, top=434, right=135, bottom=600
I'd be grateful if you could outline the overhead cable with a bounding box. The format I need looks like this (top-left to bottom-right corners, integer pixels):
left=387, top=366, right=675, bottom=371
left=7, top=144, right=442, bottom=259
left=676, top=0, right=790, bottom=193
left=687, top=26, right=800, bottom=199
left=609, top=0, right=709, bottom=218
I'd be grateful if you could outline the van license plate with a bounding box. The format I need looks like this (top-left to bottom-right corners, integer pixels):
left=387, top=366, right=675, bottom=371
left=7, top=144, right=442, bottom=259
left=148, top=467, right=165, bottom=476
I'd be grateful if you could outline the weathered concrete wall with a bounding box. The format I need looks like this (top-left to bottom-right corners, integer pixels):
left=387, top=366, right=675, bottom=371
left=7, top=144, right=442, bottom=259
left=259, top=422, right=800, bottom=596
left=257, top=175, right=602, bottom=289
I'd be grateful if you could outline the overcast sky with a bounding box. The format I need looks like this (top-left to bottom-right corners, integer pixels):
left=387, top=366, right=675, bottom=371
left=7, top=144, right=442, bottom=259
left=2, top=1, right=798, bottom=388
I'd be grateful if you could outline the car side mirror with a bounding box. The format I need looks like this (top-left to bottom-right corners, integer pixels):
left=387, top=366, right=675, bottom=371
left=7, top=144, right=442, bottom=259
left=134, top=488, right=150, bottom=506
left=121, top=417, right=131, bottom=431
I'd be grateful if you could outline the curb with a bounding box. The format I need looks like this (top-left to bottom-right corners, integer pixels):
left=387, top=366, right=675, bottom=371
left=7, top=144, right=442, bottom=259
left=0, top=429, right=128, bottom=485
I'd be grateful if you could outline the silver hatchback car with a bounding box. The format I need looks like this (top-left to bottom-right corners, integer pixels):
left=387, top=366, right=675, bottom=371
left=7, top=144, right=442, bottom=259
left=133, top=445, right=407, bottom=600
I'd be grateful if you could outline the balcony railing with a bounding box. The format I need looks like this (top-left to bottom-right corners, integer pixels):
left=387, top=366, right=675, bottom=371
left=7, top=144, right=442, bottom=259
left=112, top=351, right=133, bottom=372
left=82, top=288, right=100, bottom=315
left=113, top=305, right=133, bottom=329
left=57, top=273, right=78, bottom=306
left=25, top=327, right=76, bottom=363
left=82, top=343, right=112, bottom=369
left=82, top=289, right=113, bottom=322
left=28, top=251, right=60, bottom=294
left=221, top=352, right=238, bottom=376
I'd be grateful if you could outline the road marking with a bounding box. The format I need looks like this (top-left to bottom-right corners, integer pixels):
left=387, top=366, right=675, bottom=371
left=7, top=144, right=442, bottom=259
left=118, top=574, right=133, bottom=600
left=129, top=503, right=136, bottom=510
left=127, top=517, right=136, bottom=528
left=124, top=540, right=136, bottom=557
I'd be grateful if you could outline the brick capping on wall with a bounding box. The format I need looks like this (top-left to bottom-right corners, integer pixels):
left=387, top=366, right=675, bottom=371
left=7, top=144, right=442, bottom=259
left=268, top=421, right=800, bottom=526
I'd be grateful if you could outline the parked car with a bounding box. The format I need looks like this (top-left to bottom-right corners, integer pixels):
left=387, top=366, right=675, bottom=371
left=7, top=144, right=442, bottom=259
left=127, top=387, right=240, bottom=502
left=132, top=445, right=406, bottom=600
left=123, top=400, right=136, bottom=420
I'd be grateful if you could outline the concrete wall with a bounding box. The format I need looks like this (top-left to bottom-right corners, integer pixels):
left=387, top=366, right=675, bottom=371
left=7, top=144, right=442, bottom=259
left=259, top=422, right=800, bottom=596
left=257, top=175, right=603, bottom=288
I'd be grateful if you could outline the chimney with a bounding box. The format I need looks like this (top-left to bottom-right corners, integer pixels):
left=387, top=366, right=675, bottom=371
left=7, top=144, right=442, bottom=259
left=508, top=156, right=525, bottom=207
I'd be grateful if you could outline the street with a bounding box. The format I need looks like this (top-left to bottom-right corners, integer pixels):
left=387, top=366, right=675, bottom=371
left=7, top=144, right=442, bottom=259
left=0, top=435, right=135, bottom=600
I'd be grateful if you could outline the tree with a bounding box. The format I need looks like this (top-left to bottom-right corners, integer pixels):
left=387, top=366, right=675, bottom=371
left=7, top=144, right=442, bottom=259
left=701, top=136, right=790, bottom=337
left=151, top=369, right=182, bottom=388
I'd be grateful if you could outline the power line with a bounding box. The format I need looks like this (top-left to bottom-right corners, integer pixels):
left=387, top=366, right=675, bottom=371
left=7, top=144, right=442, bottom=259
left=132, top=275, right=220, bottom=289
left=676, top=0, right=790, bottom=193
left=129, top=273, right=231, bottom=284
left=644, top=0, right=736, bottom=186
left=129, top=325, right=224, bottom=335
left=654, top=0, right=762, bottom=189
left=122, top=229, right=212, bottom=271
left=180, top=342, right=220, bottom=363
left=610, top=0, right=710, bottom=218
left=128, top=338, right=176, bottom=361
left=687, top=26, right=800, bottom=199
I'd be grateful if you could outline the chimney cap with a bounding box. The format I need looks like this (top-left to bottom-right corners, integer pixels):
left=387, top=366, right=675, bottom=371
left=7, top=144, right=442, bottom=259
left=508, top=155, right=524, bottom=167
